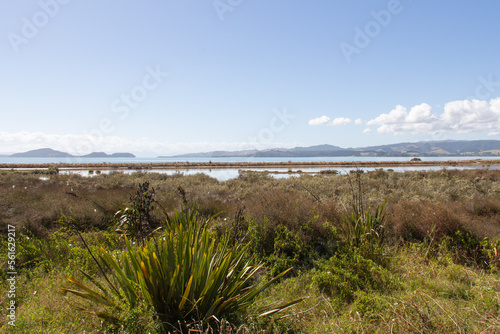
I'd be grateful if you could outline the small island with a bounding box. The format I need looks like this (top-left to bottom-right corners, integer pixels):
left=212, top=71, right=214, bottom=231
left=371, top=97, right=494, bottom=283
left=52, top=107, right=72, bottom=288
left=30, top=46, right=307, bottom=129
left=9, top=148, right=135, bottom=158
left=81, top=152, right=136, bottom=158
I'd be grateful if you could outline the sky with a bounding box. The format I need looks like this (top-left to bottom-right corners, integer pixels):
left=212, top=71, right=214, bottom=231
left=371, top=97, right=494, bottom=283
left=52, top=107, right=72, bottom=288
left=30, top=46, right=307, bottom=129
left=1, top=0, right=500, bottom=157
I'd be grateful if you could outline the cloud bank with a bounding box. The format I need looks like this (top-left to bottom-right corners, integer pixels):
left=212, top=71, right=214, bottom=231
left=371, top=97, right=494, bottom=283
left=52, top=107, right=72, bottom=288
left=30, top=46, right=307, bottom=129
left=366, top=98, right=500, bottom=135
left=312, top=98, right=500, bottom=137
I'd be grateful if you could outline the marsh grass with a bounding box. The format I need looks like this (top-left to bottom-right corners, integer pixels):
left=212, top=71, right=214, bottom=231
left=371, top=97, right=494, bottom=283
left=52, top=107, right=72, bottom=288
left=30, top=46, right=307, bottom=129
left=245, top=245, right=500, bottom=334
left=2, top=169, right=500, bottom=332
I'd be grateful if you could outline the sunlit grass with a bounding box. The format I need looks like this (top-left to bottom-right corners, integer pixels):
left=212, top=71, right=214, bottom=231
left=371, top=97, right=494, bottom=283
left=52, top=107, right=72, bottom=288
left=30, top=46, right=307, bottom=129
left=1, top=169, right=500, bottom=332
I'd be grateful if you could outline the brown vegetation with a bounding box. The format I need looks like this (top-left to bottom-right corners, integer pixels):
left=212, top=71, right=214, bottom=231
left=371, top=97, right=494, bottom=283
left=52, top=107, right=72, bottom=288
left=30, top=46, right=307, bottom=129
left=1, top=158, right=499, bottom=171
left=2, top=168, right=500, bottom=332
left=2, top=168, right=500, bottom=246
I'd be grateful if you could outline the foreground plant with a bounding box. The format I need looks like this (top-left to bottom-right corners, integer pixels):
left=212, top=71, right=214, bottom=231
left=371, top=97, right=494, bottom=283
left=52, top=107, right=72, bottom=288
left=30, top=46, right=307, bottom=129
left=61, top=207, right=299, bottom=332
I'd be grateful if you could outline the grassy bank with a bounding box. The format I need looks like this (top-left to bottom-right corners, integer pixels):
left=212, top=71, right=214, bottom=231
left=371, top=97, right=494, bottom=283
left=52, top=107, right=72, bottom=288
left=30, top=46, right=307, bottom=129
left=1, top=168, right=500, bottom=333
left=1, top=158, right=499, bottom=171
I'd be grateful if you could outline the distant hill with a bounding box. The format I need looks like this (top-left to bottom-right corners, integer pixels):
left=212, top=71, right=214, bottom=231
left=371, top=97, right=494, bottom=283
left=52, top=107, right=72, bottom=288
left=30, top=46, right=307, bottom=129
left=10, top=148, right=135, bottom=158
left=10, top=148, right=73, bottom=158
left=82, top=152, right=136, bottom=158
left=163, top=140, right=500, bottom=158
left=161, top=149, right=260, bottom=158
left=355, top=140, right=500, bottom=156
left=290, top=144, right=345, bottom=152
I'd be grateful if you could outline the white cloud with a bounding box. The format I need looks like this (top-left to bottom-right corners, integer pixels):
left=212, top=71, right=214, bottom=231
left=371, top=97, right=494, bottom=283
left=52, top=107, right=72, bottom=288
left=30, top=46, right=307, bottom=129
left=309, top=116, right=353, bottom=126
left=366, top=98, right=500, bottom=136
left=331, top=117, right=352, bottom=126
left=355, top=118, right=363, bottom=125
left=368, top=105, right=408, bottom=126
left=407, top=103, right=433, bottom=123
left=441, top=99, right=498, bottom=132
left=308, top=116, right=331, bottom=125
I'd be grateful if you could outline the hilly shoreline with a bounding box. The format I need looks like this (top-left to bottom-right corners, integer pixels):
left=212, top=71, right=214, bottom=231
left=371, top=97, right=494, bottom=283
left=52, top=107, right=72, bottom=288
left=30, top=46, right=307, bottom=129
left=4, top=140, right=500, bottom=160
left=163, top=140, right=500, bottom=158
left=9, top=148, right=135, bottom=158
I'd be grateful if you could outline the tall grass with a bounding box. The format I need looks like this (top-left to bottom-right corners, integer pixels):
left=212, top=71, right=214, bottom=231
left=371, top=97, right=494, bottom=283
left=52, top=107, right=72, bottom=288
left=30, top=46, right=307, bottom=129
left=2, top=169, right=500, bottom=333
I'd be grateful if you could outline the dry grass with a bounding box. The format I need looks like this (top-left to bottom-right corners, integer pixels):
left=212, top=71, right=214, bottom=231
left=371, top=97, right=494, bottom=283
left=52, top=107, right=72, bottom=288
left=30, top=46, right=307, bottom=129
left=2, top=169, right=500, bottom=332
left=2, top=169, right=500, bottom=241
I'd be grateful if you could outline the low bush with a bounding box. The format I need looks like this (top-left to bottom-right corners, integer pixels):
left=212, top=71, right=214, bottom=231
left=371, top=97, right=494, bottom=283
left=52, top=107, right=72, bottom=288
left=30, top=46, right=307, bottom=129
left=388, top=200, right=465, bottom=242
left=311, top=250, right=397, bottom=304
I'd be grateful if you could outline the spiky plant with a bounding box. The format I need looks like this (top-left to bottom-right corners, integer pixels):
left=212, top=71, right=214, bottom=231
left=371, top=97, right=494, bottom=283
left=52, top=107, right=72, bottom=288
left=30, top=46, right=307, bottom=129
left=342, top=202, right=386, bottom=250
left=62, top=207, right=299, bottom=332
left=342, top=170, right=386, bottom=252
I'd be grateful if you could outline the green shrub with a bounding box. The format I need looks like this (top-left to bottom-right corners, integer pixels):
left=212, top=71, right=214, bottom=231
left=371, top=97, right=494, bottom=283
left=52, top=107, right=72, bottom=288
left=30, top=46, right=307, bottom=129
left=482, top=237, right=500, bottom=272
left=443, top=229, right=488, bottom=268
left=267, top=224, right=303, bottom=276
left=114, top=181, right=162, bottom=243
left=348, top=291, right=393, bottom=322
left=247, top=217, right=274, bottom=260
left=311, top=251, right=396, bottom=304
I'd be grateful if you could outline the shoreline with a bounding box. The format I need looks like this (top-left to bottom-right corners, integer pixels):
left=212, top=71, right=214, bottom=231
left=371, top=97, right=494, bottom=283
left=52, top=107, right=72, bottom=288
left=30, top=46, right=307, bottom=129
left=1, top=159, right=499, bottom=171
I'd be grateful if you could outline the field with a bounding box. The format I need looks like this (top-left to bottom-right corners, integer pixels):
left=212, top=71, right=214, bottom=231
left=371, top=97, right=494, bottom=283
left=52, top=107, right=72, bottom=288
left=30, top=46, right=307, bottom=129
left=1, top=167, right=500, bottom=333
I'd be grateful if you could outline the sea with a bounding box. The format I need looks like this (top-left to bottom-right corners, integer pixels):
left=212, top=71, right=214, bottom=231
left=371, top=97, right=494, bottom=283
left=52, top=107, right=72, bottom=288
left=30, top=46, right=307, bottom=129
left=1, top=156, right=500, bottom=181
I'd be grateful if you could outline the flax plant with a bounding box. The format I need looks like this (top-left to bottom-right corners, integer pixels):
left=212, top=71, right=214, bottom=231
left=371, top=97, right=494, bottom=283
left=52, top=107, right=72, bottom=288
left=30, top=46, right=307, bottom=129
left=342, top=202, right=386, bottom=250
left=342, top=170, right=386, bottom=251
left=62, top=207, right=298, bottom=332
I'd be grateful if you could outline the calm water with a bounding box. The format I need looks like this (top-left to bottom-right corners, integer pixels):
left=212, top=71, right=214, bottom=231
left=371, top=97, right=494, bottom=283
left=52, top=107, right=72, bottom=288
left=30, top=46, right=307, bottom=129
left=53, top=165, right=498, bottom=181
left=2, top=156, right=499, bottom=181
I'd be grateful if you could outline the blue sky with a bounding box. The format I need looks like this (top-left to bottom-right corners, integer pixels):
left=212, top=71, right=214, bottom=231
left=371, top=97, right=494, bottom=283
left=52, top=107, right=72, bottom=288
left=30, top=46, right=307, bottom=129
left=1, top=0, right=500, bottom=156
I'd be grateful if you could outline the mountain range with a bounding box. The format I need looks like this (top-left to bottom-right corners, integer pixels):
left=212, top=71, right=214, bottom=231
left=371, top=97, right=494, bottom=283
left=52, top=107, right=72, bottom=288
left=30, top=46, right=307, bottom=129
left=9, top=148, right=135, bottom=158
left=164, top=140, right=500, bottom=158
left=5, top=140, right=500, bottom=158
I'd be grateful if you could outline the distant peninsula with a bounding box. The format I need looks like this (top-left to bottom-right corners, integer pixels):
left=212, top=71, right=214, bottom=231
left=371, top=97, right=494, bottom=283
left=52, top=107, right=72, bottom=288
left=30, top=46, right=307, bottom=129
left=161, top=140, right=500, bottom=158
left=10, top=148, right=135, bottom=158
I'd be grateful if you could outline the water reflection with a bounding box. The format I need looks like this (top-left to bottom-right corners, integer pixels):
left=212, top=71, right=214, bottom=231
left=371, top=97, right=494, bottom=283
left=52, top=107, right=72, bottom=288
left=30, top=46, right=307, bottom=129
left=59, top=165, right=498, bottom=182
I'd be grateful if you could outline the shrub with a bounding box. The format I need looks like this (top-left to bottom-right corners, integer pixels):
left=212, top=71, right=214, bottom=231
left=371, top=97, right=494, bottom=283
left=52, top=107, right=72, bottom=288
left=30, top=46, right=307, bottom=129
left=319, top=169, right=338, bottom=175
left=114, top=181, right=162, bottom=243
left=47, top=166, right=59, bottom=175
left=244, top=188, right=337, bottom=271
left=482, top=237, right=500, bottom=272
left=443, top=229, right=488, bottom=268
left=266, top=224, right=304, bottom=276
left=311, top=251, right=396, bottom=304
left=388, top=200, right=464, bottom=242
left=347, top=291, right=393, bottom=322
